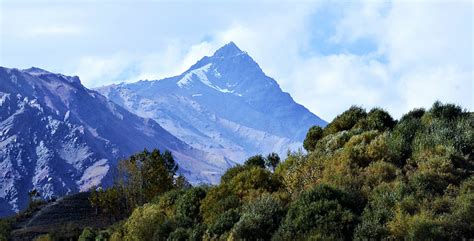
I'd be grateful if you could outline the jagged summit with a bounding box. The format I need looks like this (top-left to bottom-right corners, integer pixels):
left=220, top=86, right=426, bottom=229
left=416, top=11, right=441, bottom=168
left=213, top=41, right=245, bottom=57
left=23, top=67, right=52, bottom=76
left=97, top=42, right=327, bottom=178
left=21, top=66, right=82, bottom=85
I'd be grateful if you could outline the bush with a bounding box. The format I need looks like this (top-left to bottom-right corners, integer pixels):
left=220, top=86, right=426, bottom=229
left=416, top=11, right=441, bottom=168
left=207, top=209, right=240, bottom=238
left=200, top=185, right=240, bottom=225
left=244, top=155, right=266, bottom=168
left=231, top=195, right=286, bottom=240
left=167, top=227, right=189, bottom=241
left=303, top=126, right=324, bottom=152
left=275, top=184, right=358, bottom=240
left=324, top=106, right=367, bottom=135
left=265, top=152, right=281, bottom=170
left=0, top=219, right=11, bottom=241
left=122, top=203, right=166, bottom=241
left=78, top=227, right=96, bottom=241
left=356, top=107, right=396, bottom=131
left=175, top=187, right=207, bottom=227
left=189, top=223, right=206, bottom=241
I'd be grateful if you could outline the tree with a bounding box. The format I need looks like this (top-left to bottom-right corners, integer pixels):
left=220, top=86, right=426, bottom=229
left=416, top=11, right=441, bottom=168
left=207, top=209, right=240, bottom=238
left=358, top=108, right=396, bottom=131
left=117, top=149, right=178, bottom=208
left=174, top=175, right=191, bottom=189
left=230, top=195, right=286, bottom=240
left=275, top=184, right=358, bottom=240
left=244, top=155, right=266, bottom=168
left=303, top=126, right=324, bottom=152
left=324, top=106, right=367, bottom=135
left=78, top=227, right=96, bottom=241
left=121, top=203, right=166, bottom=241
left=142, top=149, right=176, bottom=201
left=175, top=187, right=207, bottom=227
left=265, top=152, right=280, bottom=171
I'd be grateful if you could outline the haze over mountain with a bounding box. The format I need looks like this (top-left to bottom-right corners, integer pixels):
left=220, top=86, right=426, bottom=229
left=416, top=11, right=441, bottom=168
left=97, top=42, right=326, bottom=165
left=0, top=67, right=229, bottom=216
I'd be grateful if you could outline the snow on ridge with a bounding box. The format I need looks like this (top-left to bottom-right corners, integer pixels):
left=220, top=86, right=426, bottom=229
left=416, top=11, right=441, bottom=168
left=177, top=63, right=213, bottom=88
left=78, top=159, right=110, bottom=191
left=177, top=63, right=242, bottom=96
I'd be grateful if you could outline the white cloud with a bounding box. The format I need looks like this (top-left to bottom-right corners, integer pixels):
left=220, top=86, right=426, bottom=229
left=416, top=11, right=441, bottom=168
left=74, top=54, right=131, bottom=87
left=2, top=1, right=472, bottom=120
left=330, top=1, right=473, bottom=118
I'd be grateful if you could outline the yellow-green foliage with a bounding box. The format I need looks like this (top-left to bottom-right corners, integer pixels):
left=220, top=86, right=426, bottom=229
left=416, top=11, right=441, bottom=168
left=97, top=102, right=472, bottom=241
left=33, top=234, right=55, bottom=241
left=119, top=203, right=166, bottom=241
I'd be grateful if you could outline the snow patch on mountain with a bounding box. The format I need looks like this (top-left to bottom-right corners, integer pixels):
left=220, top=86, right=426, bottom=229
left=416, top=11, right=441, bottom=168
left=0, top=66, right=230, bottom=217
left=97, top=42, right=326, bottom=167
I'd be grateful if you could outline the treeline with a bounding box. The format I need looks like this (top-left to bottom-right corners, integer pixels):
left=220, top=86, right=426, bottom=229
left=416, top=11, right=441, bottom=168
left=9, top=101, right=472, bottom=241
left=80, top=101, right=473, bottom=241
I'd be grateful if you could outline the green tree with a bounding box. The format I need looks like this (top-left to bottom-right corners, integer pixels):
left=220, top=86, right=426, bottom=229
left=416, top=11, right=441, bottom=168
left=231, top=195, right=286, bottom=240
left=275, top=184, right=358, bottom=240
left=303, top=125, right=324, bottom=152
left=244, top=155, right=266, bottom=168
left=207, top=209, right=240, bottom=239
left=265, top=152, right=281, bottom=171
left=78, top=227, right=96, bottom=241
left=324, top=106, right=367, bottom=135
left=357, top=107, right=396, bottom=131
left=116, top=149, right=178, bottom=209
left=121, top=203, right=166, bottom=241
left=175, top=187, right=207, bottom=227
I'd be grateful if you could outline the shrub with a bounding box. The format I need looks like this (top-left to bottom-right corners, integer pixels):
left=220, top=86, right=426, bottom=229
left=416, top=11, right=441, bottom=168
left=244, top=155, right=266, bottom=168
left=275, top=184, right=358, bottom=240
left=207, top=209, right=240, bottom=238
left=167, top=228, right=189, bottom=241
left=356, top=107, right=396, bottom=131
left=324, top=106, right=367, bottom=135
left=175, top=187, right=207, bottom=227
left=303, top=125, right=324, bottom=152
left=122, top=203, right=166, bottom=241
left=78, top=227, right=96, bottom=241
left=231, top=195, right=286, bottom=240
left=265, top=152, right=281, bottom=170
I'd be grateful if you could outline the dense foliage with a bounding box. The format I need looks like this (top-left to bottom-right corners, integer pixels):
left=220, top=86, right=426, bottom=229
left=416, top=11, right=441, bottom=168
left=4, top=102, right=472, bottom=241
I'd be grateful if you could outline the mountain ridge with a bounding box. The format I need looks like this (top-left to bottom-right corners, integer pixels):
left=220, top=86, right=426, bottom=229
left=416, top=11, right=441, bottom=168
left=0, top=66, right=229, bottom=216
left=97, top=42, right=326, bottom=166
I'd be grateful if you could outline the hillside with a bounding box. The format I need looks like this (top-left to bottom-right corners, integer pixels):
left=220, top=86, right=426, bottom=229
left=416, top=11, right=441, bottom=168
left=0, top=67, right=229, bottom=217
left=8, top=192, right=112, bottom=241
left=2, top=102, right=470, bottom=241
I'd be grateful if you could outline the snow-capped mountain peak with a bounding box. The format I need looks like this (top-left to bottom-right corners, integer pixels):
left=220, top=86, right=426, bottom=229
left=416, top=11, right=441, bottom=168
left=97, top=42, right=326, bottom=178
left=213, top=41, right=245, bottom=58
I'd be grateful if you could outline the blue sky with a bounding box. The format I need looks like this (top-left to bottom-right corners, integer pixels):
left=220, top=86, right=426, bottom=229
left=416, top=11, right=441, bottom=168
left=0, top=0, right=472, bottom=120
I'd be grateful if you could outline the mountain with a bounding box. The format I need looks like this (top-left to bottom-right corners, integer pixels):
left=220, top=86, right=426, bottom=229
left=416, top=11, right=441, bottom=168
left=97, top=42, right=326, bottom=165
left=0, top=67, right=229, bottom=217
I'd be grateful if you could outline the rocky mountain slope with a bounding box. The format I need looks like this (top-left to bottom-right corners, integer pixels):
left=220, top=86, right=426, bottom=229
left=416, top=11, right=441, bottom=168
left=97, top=42, right=326, bottom=164
left=0, top=67, right=229, bottom=216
